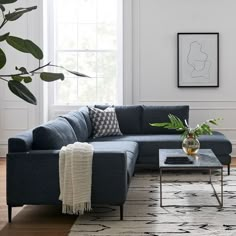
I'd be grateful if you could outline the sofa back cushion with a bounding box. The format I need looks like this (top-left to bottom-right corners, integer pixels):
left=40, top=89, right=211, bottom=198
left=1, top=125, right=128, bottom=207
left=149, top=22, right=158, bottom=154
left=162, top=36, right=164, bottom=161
left=61, top=111, right=88, bottom=142
left=142, top=105, right=189, bottom=134
left=32, top=117, right=77, bottom=150
left=95, top=105, right=142, bottom=134
left=79, top=106, right=92, bottom=137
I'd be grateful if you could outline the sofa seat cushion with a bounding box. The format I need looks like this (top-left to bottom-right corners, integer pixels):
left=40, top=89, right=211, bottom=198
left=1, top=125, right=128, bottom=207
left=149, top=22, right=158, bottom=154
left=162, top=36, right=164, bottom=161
left=90, top=132, right=232, bottom=164
left=32, top=118, right=77, bottom=150
left=89, top=135, right=182, bottom=164
left=217, top=155, right=231, bottom=166
left=198, top=131, right=232, bottom=155
left=89, top=141, right=139, bottom=179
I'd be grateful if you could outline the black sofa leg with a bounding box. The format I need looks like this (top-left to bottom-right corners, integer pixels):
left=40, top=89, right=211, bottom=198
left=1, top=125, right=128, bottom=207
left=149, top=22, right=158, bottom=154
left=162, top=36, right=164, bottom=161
left=228, top=164, right=230, bottom=175
left=8, top=205, right=12, bottom=223
left=120, top=205, right=123, bottom=220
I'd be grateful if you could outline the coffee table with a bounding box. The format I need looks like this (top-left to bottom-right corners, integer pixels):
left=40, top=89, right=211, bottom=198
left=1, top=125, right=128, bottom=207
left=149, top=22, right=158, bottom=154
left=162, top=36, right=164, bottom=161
left=159, top=149, right=223, bottom=208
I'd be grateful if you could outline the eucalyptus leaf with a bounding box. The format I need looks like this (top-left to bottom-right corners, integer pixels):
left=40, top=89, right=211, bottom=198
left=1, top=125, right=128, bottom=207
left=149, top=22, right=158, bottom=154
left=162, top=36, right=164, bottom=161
left=66, top=69, right=90, bottom=77
left=12, top=75, right=32, bottom=83
left=40, top=72, right=64, bottom=82
left=0, top=48, right=6, bottom=69
left=16, top=6, right=36, bottom=11
left=5, top=11, right=26, bottom=21
left=8, top=80, right=37, bottom=105
left=23, top=76, right=32, bottom=83
left=0, top=4, right=5, bottom=11
left=17, top=67, right=28, bottom=74
left=51, top=64, right=89, bottom=77
left=0, top=32, right=10, bottom=42
left=5, top=6, right=37, bottom=21
left=0, top=0, right=17, bottom=4
left=6, top=36, right=43, bottom=59
left=24, top=39, right=43, bottom=60
left=11, top=75, right=23, bottom=82
left=6, top=36, right=28, bottom=53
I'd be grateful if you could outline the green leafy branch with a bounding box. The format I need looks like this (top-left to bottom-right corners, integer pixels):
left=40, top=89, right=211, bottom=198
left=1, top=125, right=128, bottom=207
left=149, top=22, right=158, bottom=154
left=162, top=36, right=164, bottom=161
left=150, top=114, right=187, bottom=132
left=189, top=118, right=222, bottom=137
left=0, top=0, right=89, bottom=105
left=150, top=114, right=222, bottom=138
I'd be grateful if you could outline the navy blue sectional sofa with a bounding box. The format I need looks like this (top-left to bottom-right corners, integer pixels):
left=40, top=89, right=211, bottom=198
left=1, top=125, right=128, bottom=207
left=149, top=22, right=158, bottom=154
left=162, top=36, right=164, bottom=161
left=7, top=105, right=232, bottom=222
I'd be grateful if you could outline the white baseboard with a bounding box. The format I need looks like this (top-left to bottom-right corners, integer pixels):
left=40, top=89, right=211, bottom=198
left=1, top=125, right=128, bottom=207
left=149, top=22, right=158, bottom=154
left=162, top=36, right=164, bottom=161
left=0, top=145, right=7, bottom=157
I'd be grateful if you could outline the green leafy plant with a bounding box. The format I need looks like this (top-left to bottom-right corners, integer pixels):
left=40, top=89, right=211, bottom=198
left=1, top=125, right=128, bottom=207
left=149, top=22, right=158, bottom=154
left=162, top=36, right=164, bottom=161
left=0, top=0, right=88, bottom=105
left=150, top=114, right=221, bottom=138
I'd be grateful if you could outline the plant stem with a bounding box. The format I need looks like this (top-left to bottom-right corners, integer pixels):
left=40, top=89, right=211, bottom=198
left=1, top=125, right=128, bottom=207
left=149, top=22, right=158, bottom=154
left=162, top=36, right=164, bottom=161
left=0, top=77, right=8, bottom=82
left=0, top=62, right=51, bottom=77
left=0, top=18, right=7, bottom=29
left=30, top=62, right=51, bottom=73
left=48, top=64, right=64, bottom=70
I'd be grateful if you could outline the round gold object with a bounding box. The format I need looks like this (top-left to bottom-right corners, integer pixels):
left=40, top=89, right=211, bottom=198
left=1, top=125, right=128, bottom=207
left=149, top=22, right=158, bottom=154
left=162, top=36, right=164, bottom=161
left=182, top=134, right=200, bottom=155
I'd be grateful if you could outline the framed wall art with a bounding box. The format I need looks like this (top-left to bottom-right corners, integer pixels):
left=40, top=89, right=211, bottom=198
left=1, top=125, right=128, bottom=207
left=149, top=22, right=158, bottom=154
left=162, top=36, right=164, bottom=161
left=177, top=32, right=219, bottom=87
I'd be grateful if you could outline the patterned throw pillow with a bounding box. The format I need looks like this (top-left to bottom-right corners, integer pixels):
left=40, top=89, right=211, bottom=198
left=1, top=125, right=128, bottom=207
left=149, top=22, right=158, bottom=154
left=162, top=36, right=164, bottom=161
left=88, top=107, right=122, bottom=138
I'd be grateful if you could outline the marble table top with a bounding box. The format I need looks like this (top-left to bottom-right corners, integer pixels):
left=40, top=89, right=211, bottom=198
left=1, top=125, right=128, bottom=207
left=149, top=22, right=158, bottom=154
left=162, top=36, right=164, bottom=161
left=159, top=149, right=223, bottom=169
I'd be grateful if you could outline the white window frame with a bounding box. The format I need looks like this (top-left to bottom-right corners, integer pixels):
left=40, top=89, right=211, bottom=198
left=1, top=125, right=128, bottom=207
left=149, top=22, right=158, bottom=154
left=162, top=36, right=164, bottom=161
left=44, top=0, right=123, bottom=118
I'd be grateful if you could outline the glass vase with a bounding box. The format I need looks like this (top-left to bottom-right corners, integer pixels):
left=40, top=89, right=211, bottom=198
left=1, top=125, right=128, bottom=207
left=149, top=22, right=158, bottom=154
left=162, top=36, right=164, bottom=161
left=182, top=134, right=200, bottom=155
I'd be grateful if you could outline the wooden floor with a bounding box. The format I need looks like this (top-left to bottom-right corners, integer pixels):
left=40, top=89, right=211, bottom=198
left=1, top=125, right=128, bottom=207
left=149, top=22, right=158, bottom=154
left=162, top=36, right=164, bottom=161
left=0, top=158, right=77, bottom=236
left=0, top=157, right=236, bottom=236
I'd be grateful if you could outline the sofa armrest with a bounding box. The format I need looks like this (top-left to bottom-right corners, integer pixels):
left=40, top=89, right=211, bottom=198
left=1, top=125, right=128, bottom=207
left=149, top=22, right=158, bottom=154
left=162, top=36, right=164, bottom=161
left=7, top=150, right=61, bottom=206
left=91, top=151, right=128, bottom=204
left=8, top=130, right=33, bottom=153
left=7, top=150, right=128, bottom=206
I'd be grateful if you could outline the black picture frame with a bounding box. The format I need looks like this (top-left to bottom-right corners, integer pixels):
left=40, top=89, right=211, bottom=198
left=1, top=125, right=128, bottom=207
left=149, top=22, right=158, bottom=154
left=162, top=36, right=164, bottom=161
left=177, top=32, right=219, bottom=87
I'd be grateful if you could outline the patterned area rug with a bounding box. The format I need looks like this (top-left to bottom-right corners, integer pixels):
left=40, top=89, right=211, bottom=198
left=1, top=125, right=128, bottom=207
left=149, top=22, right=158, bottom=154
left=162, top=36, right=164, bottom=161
left=69, top=169, right=236, bottom=236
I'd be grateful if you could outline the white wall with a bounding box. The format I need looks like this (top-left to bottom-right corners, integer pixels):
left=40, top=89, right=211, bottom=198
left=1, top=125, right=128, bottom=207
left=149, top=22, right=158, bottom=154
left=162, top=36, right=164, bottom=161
left=0, top=0, right=43, bottom=156
left=128, top=0, right=236, bottom=155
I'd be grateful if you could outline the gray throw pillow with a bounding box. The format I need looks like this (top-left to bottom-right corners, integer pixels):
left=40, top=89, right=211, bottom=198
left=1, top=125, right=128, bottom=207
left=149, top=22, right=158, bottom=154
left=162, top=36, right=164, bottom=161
left=88, top=107, right=122, bottom=138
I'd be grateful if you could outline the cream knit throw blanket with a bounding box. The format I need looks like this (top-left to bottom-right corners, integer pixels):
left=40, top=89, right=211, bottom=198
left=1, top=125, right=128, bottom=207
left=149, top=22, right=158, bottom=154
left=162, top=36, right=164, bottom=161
left=59, top=142, right=94, bottom=215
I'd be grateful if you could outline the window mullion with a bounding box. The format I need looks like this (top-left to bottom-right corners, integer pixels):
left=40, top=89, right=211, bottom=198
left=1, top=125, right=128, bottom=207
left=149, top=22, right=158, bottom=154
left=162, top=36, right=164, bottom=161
left=95, top=0, right=98, bottom=103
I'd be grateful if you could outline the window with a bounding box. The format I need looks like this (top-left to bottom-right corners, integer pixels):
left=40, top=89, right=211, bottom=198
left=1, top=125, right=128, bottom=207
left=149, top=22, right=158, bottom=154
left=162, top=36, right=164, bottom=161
left=47, top=0, right=123, bottom=105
